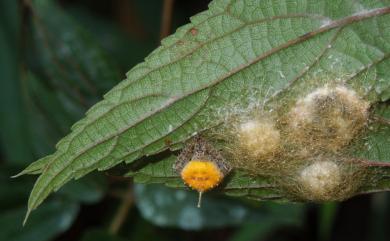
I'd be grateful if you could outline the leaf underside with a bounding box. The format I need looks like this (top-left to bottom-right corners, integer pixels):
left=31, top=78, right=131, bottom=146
left=21, top=0, right=390, bottom=222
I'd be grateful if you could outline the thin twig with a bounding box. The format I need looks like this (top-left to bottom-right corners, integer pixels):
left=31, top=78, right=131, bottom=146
left=108, top=183, right=134, bottom=234
left=160, top=0, right=175, bottom=40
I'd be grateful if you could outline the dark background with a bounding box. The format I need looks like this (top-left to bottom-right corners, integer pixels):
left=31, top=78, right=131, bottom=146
left=0, top=1, right=389, bottom=241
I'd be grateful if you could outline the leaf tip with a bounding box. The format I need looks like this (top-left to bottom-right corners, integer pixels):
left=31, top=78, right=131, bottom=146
left=23, top=208, right=32, bottom=226
left=11, top=170, right=27, bottom=178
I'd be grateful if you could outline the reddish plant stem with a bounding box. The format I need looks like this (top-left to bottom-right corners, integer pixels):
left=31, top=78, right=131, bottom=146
left=160, top=0, right=175, bottom=40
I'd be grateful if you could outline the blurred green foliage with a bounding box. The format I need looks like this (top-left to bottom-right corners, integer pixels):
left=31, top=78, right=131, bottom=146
left=0, top=0, right=33, bottom=165
left=0, top=1, right=389, bottom=241
left=134, top=184, right=304, bottom=230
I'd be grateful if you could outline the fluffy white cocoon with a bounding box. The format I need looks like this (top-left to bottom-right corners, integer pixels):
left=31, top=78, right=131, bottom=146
left=290, top=86, right=368, bottom=127
left=299, top=161, right=341, bottom=200
left=287, top=85, right=369, bottom=153
left=237, top=119, right=280, bottom=159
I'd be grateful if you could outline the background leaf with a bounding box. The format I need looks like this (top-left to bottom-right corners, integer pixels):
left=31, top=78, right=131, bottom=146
left=0, top=200, right=78, bottom=241
left=0, top=0, right=111, bottom=236
left=0, top=0, right=34, bottom=165
left=30, top=0, right=121, bottom=96
left=134, top=184, right=303, bottom=230
left=0, top=167, right=79, bottom=241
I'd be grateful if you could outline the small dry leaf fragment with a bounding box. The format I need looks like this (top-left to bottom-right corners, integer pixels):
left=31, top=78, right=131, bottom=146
left=174, top=137, right=230, bottom=207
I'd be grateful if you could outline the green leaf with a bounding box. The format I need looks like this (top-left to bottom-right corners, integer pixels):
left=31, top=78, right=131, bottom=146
left=25, top=72, right=82, bottom=137
left=30, top=0, right=121, bottom=104
left=58, top=173, right=107, bottom=204
left=353, top=103, right=390, bottom=163
left=12, top=72, right=87, bottom=176
left=22, top=0, right=390, bottom=222
left=0, top=166, right=79, bottom=241
left=67, top=4, right=156, bottom=70
left=0, top=200, right=78, bottom=241
left=351, top=103, right=390, bottom=194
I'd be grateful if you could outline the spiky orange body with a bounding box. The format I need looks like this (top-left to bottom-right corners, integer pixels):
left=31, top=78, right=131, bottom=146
left=180, top=160, right=224, bottom=192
